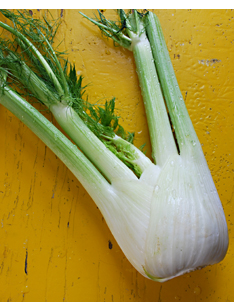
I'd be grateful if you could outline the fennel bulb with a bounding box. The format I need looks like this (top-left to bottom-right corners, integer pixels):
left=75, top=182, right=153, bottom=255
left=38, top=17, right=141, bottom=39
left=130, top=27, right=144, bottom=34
left=0, top=9, right=229, bottom=282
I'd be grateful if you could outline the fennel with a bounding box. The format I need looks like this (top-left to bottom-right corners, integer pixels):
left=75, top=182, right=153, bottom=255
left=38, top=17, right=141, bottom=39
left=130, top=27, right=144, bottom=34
left=0, top=9, right=229, bottom=282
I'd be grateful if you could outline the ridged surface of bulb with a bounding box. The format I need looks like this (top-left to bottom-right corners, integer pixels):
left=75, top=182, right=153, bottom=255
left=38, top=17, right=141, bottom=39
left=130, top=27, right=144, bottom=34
left=92, top=153, right=229, bottom=282
left=143, top=153, right=228, bottom=281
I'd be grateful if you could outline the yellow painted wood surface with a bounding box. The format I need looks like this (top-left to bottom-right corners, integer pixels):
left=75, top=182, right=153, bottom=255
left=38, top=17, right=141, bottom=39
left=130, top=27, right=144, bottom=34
left=0, top=9, right=234, bottom=301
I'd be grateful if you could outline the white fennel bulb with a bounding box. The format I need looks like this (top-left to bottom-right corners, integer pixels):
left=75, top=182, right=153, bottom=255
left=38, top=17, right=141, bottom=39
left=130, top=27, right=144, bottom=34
left=90, top=152, right=228, bottom=282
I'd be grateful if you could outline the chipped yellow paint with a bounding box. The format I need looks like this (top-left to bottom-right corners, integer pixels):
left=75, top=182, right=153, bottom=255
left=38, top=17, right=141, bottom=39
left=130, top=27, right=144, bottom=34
left=0, top=9, right=234, bottom=302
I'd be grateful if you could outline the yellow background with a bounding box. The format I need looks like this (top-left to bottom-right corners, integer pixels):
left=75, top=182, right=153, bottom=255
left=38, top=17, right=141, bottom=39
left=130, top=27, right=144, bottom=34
left=0, top=9, right=234, bottom=301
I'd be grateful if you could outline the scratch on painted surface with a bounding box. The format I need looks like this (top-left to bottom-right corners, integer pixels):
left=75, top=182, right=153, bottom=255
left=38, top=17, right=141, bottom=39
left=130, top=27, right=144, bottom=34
left=158, top=286, right=162, bottom=302
left=24, top=249, right=28, bottom=275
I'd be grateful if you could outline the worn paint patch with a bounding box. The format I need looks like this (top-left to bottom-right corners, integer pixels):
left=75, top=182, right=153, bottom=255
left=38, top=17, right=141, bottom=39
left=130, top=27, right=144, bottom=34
left=108, top=240, right=113, bottom=250
left=198, top=59, right=221, bottom=66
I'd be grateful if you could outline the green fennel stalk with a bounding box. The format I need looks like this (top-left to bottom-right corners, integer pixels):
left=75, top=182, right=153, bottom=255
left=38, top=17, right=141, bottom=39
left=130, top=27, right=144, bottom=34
left=145, top=12, right=201, bottom=157
left=0, top=9, right=149, bottom=180
left=0, top=70, right=114, bottom=215
left=80, top=10, right=207, bottom=165
left=80, top=10, right=178, bottom=166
